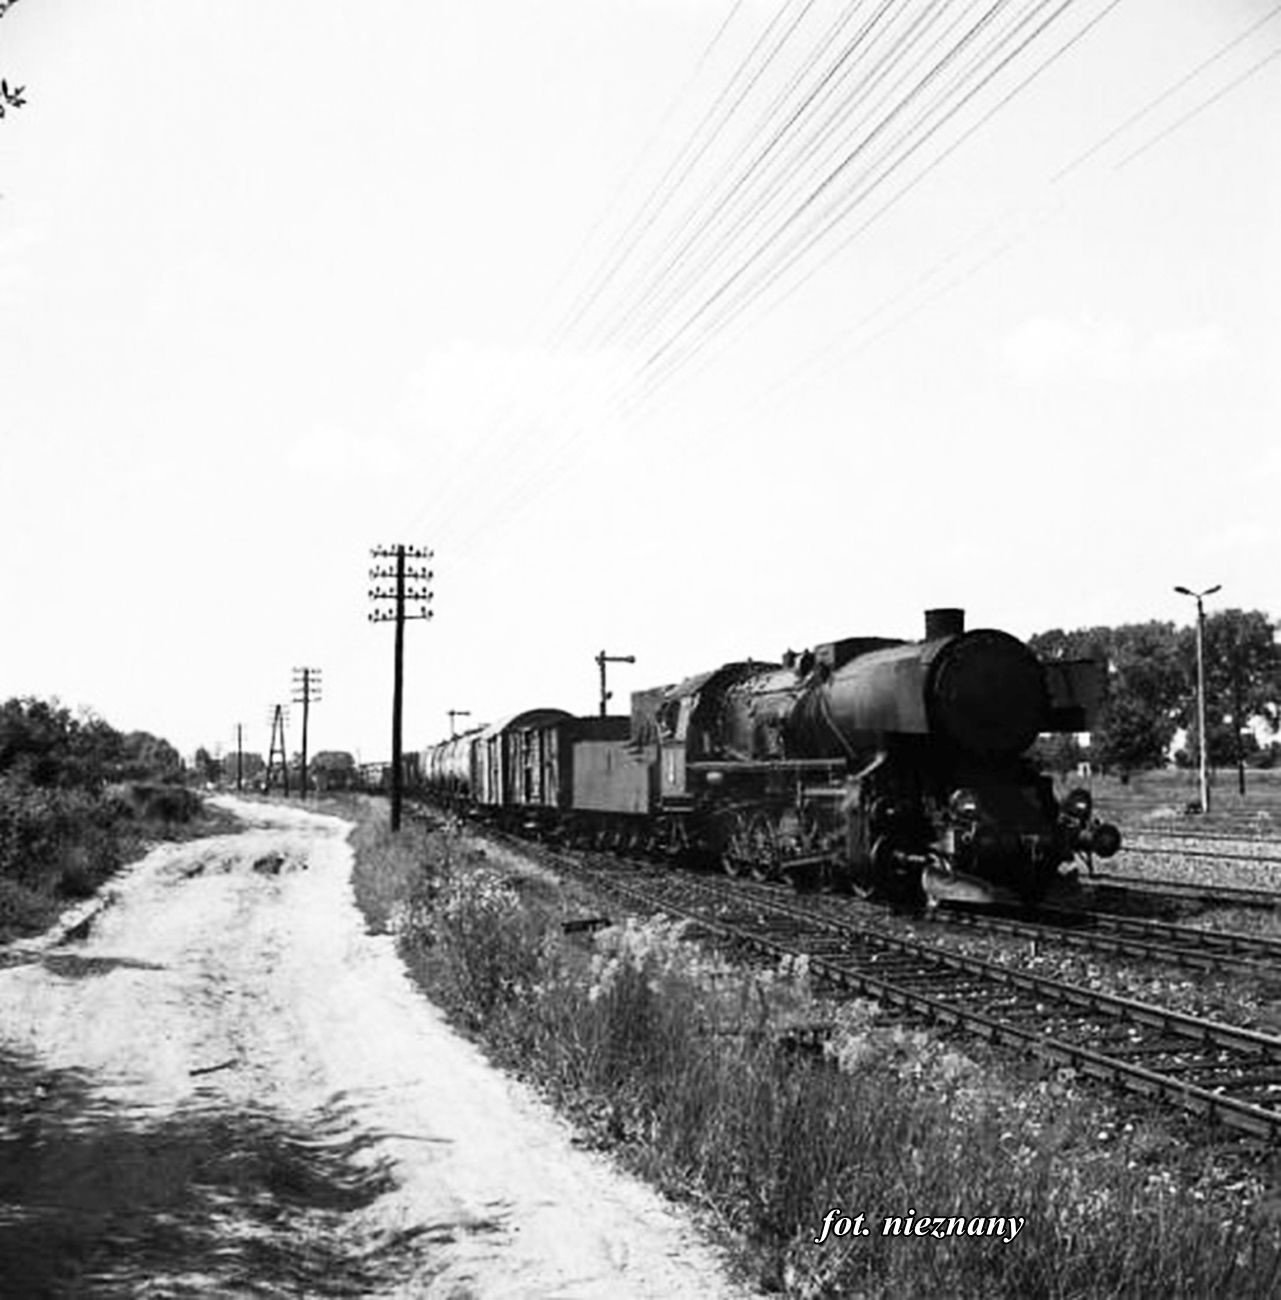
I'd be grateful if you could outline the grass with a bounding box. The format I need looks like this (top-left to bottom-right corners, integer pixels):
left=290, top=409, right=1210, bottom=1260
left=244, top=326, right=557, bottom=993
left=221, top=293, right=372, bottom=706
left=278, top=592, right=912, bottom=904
left=346, top=800, right=1281, bottom=1299
left=1056, top=768, right=1281, bottom=824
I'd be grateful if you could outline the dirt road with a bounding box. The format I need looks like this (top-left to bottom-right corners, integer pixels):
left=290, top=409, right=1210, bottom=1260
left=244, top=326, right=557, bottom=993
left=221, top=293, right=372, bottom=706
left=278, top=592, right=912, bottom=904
left=0, top=799, right=750, bottom=1297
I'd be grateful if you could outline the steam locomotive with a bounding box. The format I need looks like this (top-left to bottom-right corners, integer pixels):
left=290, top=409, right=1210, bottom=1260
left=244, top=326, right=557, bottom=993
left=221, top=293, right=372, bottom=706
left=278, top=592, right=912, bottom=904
left=421, top=609, right=1120, bottom=906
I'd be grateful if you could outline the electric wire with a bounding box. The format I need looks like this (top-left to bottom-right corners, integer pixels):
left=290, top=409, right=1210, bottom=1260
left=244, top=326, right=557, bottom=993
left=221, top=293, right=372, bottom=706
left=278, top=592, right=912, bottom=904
left=633, top=0, right=1108, bottom=405
left=411, top=1, right=989, bottom=549
left=585, top=0, right=899, bottom=350
left=437, top=0, right=1118, bottom=561
left=641, top=0, right=1279, bottom=451
left=1053, top=0, right=1281, bottom=182
left=551, top=0, right=812, bottom=348
left=600, top=0, right=970, bottom=355
left=396, top=0, right=751, bottom=547
left=622, top=0, right=1064, bottom=401
left=400, top=0, right=1272, bottom=576
left=1115, top=40, right=1281, bottom=169
left=635, top=0, right=1271, bottom=422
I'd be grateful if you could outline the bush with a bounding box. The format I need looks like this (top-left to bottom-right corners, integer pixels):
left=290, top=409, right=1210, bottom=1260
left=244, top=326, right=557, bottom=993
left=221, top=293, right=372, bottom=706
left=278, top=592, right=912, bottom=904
left=0, top=876, right=55, bottom=936
left=129, top=782, right=200, bottom=824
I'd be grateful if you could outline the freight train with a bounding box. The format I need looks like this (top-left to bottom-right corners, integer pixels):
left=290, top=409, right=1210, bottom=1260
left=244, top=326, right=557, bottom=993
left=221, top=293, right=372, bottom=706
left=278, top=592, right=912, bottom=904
left=420, top=609, right=1120, bottom=906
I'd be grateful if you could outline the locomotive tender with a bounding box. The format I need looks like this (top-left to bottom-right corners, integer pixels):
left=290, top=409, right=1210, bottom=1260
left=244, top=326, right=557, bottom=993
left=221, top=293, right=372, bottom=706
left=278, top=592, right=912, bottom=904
left=421, top=609, right=1119, bottom=905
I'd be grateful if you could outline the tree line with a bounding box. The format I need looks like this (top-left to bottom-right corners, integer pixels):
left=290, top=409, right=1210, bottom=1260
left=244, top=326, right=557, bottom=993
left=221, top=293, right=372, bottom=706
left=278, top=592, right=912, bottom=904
left=1029, top=609, right=1281, bottom=776
left=0, top=696, right=195, bottom=937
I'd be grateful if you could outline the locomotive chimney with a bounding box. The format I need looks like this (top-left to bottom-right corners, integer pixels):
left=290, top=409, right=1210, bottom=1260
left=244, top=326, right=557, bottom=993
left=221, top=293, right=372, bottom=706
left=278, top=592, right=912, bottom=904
left=925, top=608, right=965, bottom=639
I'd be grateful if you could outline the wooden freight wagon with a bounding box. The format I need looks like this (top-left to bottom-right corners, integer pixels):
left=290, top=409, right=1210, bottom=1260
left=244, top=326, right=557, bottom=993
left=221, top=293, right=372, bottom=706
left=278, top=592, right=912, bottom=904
left=474, top=709, right=574, bottom=814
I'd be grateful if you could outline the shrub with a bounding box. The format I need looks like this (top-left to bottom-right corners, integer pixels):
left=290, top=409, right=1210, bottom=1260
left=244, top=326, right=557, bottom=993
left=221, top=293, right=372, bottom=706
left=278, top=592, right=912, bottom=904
left=0, top=876, right=54, bottom=937
left=394, top=862, right=551, bottom=1028
left=130, top=782, right=200, bottom=824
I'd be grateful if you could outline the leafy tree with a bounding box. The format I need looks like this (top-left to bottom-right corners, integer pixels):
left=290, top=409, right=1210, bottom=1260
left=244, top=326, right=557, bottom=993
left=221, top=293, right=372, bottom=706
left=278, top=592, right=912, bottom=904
left=1030, top=622, right=1185, bottom=776
left=1180, top=608, right=1281, bottom=773
left=193, top=747, right=223, bottom=784
left=0, top=698, right=81, bottom=787
left=0, top=699, right=183, bottom=788
left=1092, top=691, right=1172, bottom=775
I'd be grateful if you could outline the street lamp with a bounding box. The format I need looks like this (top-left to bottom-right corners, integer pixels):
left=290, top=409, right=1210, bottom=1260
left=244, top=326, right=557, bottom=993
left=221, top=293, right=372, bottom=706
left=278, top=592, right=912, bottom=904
left=1174, top=583, right=1221, bottom=814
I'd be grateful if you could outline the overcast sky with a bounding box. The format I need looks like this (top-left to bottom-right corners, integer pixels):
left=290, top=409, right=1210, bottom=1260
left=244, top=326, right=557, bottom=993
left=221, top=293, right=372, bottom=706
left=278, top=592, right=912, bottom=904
left=2, top=0, right=1277, bottom=762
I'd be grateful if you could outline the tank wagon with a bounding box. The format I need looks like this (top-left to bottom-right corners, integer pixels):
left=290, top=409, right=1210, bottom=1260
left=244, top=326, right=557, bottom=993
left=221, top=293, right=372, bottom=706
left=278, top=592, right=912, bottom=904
left=420, top=609, right=1119, bottom=905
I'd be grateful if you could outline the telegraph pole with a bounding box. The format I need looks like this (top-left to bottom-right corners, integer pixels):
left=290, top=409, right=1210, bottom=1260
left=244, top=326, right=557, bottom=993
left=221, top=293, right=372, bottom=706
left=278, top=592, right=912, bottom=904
left=236, top=723, right=243, bottom=793
left=596, top=649, right=636, bottom=716
left=1175, top=583, right=1221, bottom=814
left=292, top=667, right=322, bottom=800
left=369, top=544, right=434, bottom=831
left=448, top=708, right=471, bottom=738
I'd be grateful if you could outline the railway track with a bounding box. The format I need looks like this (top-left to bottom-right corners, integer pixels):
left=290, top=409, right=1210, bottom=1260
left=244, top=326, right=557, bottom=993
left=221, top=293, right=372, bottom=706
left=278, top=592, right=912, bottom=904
left=1110, top=824, right=1281, bottom=845
left=933, top=903, right=1281, bottom=977
left=549, top=851, right=1281, bottom=1142
left=1084, top=872, right=1281, bottom=910
left=1119, top=842, right=1281, bottom=868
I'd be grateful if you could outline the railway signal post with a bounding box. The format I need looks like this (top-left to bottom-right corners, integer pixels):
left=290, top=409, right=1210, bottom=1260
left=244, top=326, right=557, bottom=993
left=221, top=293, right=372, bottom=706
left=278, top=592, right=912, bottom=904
left=291, top=667, right=322, bottom=800
left=596, top=649, right=636, bottom=717
left=369, top=544, right=434, bottom=832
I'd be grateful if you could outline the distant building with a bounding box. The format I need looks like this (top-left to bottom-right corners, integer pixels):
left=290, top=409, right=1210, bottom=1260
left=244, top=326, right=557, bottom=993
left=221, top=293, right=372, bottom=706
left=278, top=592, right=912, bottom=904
left=310, top=750, right=356, bottom=791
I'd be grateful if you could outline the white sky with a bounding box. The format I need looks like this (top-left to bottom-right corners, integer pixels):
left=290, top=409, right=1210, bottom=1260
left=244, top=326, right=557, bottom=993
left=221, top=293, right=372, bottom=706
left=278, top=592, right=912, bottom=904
left=1, top=0, right=1278, bottom=762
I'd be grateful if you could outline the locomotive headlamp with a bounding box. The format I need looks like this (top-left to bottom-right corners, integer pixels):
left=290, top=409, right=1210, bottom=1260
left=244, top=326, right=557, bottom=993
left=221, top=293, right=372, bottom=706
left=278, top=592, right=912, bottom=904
left=948, top=788, right=980, bottom=822
left=1064, top=789, right=1093, bottom=823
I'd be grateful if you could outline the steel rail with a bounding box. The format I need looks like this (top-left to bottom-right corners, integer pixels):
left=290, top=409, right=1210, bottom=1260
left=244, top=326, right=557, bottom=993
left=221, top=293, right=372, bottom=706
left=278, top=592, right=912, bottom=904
left=1112, top=825, right=1281, bottom=845
left=1042, top=908, right=1281, bottom=962
left=1122, top=843, right=1281, bottom=867
left=560, top=857, right=1281, bottom=1141
left=1086, top=872, right=1281, bottom=909
left=933, top=905, right=1281, bottom=975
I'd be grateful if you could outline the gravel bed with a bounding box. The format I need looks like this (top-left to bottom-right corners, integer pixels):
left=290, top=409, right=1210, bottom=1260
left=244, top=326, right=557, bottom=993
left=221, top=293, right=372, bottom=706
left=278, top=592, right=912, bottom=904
left=1100, top=846, right=1281, bottom=891
left=897, top=911, right=1281, bottom=1034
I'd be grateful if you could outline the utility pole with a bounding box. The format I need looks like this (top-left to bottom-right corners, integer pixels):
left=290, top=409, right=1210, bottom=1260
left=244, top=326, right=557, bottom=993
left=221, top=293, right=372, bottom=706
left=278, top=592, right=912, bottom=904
left=596, top=649, right=636, bottom=717
left=236, top=723, right=244, bottom=794
left=448, top=708, right=471, bottom=738
left=265, top=704, right=290, bottom=797
left=369, top=544, right=434, bottom=832
left=292, top=667, right=322, bottom=800
left=1175, top=584, right=1221, bottom=814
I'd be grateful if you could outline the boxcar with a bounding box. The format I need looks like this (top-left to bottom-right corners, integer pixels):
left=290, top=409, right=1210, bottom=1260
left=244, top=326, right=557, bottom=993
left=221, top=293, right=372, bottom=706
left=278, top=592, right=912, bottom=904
left=474, top=709, right=575, bottom=815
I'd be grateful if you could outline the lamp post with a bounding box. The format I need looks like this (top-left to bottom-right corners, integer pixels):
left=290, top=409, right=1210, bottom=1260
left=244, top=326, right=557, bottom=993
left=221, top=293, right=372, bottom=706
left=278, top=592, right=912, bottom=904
left=1174, top=583, right=1221, bottom=814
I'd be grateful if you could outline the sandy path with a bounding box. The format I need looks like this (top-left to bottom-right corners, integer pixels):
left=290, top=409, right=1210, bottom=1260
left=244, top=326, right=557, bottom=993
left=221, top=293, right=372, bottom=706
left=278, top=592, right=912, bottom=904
left=0, top=798, right=752, bottom=1298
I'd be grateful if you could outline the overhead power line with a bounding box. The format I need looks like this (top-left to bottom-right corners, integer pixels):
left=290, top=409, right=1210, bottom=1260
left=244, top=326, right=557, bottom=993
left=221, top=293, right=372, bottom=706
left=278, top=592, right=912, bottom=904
left=433, top=0, right=1118, bottom=552
left=393, top=0, right=1275, bottom=574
